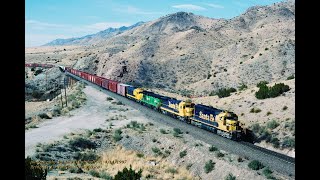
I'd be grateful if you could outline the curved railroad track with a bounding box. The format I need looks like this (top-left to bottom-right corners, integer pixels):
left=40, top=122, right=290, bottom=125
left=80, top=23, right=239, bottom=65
left=65, top=72, right=295, bottom=178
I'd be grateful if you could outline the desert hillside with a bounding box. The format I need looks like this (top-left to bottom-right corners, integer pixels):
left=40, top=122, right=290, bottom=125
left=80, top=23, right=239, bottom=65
left=25, top=0, right=295, bottom=155
left=26, top=0, right=295, bottom=95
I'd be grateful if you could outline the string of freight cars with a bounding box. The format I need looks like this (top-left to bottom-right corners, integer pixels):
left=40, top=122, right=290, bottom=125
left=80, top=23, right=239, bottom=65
left=62, top=66, right=248, bottom=140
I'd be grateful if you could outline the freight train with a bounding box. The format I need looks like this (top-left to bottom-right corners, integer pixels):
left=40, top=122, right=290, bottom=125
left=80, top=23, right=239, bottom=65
left=64, top=67, right=246, bottom=140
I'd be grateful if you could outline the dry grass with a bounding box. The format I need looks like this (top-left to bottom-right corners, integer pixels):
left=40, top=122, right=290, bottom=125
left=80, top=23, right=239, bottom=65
left=84, top=145, right=195, bottom=179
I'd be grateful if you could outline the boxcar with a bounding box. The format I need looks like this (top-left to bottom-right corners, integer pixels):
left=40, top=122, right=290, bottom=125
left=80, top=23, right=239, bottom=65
left=108, top=80, right=118, bottom=93
left=117, top=83, right=130, bottom=96
left=92, top=75, right=102, bottom=86
left=101, top=78, right=109, bottom=90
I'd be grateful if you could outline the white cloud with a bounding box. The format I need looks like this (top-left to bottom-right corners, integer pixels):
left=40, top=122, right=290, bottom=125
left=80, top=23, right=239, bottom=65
left=26, top=19, right=67, bottom=29
left=26, top=19, right=133, bottom=47
left=114, top=6, right=163, bottom=15
left=172, top=4, right=206, bottom=11
left=206, top=3, right=224, bottom=9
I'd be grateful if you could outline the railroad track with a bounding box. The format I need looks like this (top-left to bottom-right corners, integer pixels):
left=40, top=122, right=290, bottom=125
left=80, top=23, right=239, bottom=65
left=240, top=141, right=295, bottom=165
left=65, top=72, right=295, bottom=177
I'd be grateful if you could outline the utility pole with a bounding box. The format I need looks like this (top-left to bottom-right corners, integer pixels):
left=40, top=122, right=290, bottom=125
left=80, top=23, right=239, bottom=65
left=64, top=76, right=68, bottom=107
left=60, top=86, right=63, bottom=108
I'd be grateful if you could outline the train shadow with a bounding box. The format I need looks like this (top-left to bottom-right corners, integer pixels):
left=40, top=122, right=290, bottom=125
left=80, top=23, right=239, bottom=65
left=241, top=129, right=255, bottom=143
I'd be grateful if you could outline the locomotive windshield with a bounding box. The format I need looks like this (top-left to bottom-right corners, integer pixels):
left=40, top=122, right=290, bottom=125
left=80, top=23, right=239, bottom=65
left=227, top=112, right=238, bottom=120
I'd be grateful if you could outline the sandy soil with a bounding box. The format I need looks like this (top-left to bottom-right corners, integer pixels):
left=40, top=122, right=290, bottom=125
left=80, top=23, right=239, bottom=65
left=26, top=85, right=291, bottom=180
left=25, top=85, right=149, bottom=157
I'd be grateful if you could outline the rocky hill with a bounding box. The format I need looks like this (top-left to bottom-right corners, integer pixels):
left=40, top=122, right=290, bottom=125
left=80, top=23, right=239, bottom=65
left=44, top=21, right=144, bottom=46
left=64, top=0, right=294, bottom=96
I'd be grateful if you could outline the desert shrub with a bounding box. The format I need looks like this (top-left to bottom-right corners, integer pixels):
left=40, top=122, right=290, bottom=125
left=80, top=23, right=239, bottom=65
left=32, top=91, right=43, bottom=99
left=25, top=157, right=47, bottom=180
left=257, top=81, right=268, bottom=88
left=151, top=147, right=161, bottom=155
left=209, top=145, right=218, bottom=152
left=237, top=156, right=244, bottom=162
left=180, top=150, right=187, bottom=158
left=255, top=85, right=269, bottom=99
left=69, top=137, right=96, bottom=149
left=34, top=69, right=43, bottom=76
left=265, top=48, right=269, bottom=51
left=287, top=75, right=294, bottom=80
left=74, top=151, right=99, bottom=161
left=127, top=121, right=145, bottom=132
left=238, top=83, right=248, bottom=91
left=216, top=151, right=225, bottom=158
left=52, top=107, right=61, bottom=116
left=282, top=137, right=295, bottom=148
left=282, top=106, right=288, bottom=110
left=106, top=97, right=113, bottom=101
left=116, top=101, right=124, bottom=105
left=262, top=167, right=275, bottom=179
left=38, top=113, right=51, bottom=119
left=165, top=168, right=178, bottom=174
left=266, top=120, right=279, bottom=129
left=173, top=128, right=183, bottom=137
left=225, top=173, right=236, bottom=180
left=69, top=166, right=83, bottom=173
left=251, top=123, right=261, bottom=133
left=216, top=87, right=236, bottom=98
left=260, top=130, right=272, bottom=142
left=114, top=165, right=142, bottom=180
left=152, top=138, right=157, bottom=142
left=268, top=83, right=290, bottom=98
left=204, top=160, right=215, bottom=173
left=270, top=137, right=280, bottom=148
left=266, top=111, right=272, bottom=116
left=100, top=171, right=113, bottom=180
left=248, top=160, right=264, bottom=170
left=89, top=169, right=100, bottom=177
left=209, top=91, right=216, bottom=96
left=186, top=163, right=193, bottom=170
left=93, top=128, right=103, bottom=132
left=160, top=129, right=167, bottom=134
left=113, top=129, right=123, bottom=141
left=136, top=153, right=144, bottom=158
left=250, top=108, right=261, bottom=113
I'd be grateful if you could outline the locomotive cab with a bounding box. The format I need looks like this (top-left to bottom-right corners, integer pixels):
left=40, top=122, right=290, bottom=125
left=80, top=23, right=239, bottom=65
left=184, top=102, right=195, bottom=117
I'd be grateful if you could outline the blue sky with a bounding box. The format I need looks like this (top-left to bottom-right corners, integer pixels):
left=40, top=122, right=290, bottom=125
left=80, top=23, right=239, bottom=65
left=26, top=0, right=284, bottom=47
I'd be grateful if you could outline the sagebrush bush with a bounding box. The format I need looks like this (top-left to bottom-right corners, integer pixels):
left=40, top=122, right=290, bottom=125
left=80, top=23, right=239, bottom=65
left=209, top=145, right=218, bottom=152
left=238, top=83, right=248, bottom=91
left=165, top=168, right=178, bottom=174
left=266, top=120, right=279, bottom=129
left=160, top=129, right=167, bottom=134
left=74, top=151, right=99, bottom=161
left=287, top=75, right=295, bottom=80
left=256, top=83, right=290, bottom=99
left=282, top=137, right=295, bottom=148
left=225, top=173, right=236, bottom=180
left=180, top=150, right=187, bottom=158
left=257, top=81, right=268, bottom=88
left=204, top=160, right=215, bottom=173
left=216, top=151, right=225, bottom=158
left=248, top=160, right=264, bottom=170
left=216, top=87, right=237, bottom=98
left=114, top=165, right=142, bottom=180
left=25, top=157, right=47, bottom=180
left=69, top=137, right=96, bottom=149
